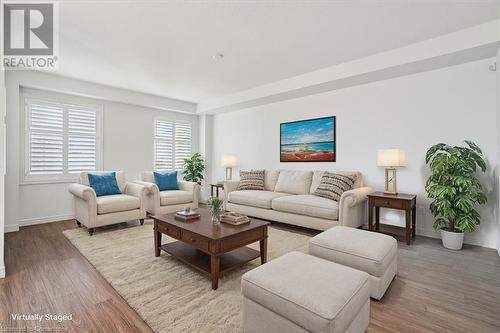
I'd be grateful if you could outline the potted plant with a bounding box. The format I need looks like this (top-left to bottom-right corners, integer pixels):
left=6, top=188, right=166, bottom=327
left=207, top=196, right=223, bottom=225
left=182, top=153, right=205, bottom=185
left=425, top=141, right=487, bottom=250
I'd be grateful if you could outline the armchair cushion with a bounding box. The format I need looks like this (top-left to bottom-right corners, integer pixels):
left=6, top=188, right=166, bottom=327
left=88, top=172, right=122, bottom=197
left=96, top=194, right=140, bottom=214
left=154, top=171, right=179, bottom=191
left=160, top=190, right=193, bottom=206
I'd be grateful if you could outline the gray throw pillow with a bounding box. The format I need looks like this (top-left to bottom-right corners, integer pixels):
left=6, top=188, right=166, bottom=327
left=237, top=170, right=265, bottom=190
left=313, top=172, right=357, bottom=201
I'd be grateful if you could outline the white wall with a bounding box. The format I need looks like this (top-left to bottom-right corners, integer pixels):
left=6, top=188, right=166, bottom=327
left=5, top=71, right=198, bottom=230
left=497, top=48, right=500, bottom=255
left=0, top=67, right=5, bottom=278
left=212, top=58, right=498, bottom=248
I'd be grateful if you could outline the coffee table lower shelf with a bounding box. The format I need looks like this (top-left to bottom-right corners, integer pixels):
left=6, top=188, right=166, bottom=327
left=160, top=241, right=260, bottom=276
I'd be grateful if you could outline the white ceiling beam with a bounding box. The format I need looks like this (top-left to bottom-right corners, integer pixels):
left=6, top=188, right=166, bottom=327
left=197, top=19, right=500, bottom=115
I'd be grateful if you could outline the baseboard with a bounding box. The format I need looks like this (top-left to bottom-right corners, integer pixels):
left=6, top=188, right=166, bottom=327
left=5, top=224, right=19, bottom=233
left=18, top=214, right=75, bottom=227
left=0, top=264, right=5, bottom=279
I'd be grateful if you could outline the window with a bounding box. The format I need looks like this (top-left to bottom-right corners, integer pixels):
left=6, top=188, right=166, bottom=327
left=154, top=119, right=192, bottom=171
left=23, top=95, right=102, bottom=183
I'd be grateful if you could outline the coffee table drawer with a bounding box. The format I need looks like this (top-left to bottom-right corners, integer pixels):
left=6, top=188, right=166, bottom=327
left=157, top=223, right=179, bottom=239
left=181, top=230, right=209, bottom=252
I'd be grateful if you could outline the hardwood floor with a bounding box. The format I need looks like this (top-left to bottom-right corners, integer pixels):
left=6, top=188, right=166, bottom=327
left=0, top=220, right=153, bottom=333
left=1, top=220, right=500, bottom=333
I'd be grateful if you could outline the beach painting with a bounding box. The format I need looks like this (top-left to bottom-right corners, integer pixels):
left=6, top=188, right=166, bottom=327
left=280, top=116, right=335, bottom=162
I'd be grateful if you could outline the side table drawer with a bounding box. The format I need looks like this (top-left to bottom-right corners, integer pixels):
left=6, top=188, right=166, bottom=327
left=157, top=223, right=180, bottom=239
left=373, top=198, right=404, bottom=209
left=181, top=230, right=210, bottom=252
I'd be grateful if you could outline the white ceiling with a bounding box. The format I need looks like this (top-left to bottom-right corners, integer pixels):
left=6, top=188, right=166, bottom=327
left=57, top=0, right=500, bottom=103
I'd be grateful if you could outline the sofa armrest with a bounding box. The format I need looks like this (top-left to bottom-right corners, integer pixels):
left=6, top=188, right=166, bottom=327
left=178, top=181, right=200, bottom=207
left=125, top=182, right=147, bottom=198
left=68, top=183, right=97, bottom=228
left=68, top=183, right=97, bottom=202
left=133, top=180, right=158, bottom=195
left=125, top=182, right=148, bottom=218
left=223, top=180, right=239, bottom=208
left=178, top=180, right=198, bottom=193
left=223, top=180, right=240, bottom=194
left=338, top=187, right=374, bottom=228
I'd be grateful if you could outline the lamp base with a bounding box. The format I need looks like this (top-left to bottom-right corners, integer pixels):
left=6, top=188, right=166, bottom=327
left=225, top=167, right=233, bottom=180
left=384, top=168, right=398, bottom=195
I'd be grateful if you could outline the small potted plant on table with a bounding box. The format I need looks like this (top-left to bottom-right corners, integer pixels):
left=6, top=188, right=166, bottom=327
left=425, top=141, right=487, bottom=250
left=207, top=196, right=223, bottom=225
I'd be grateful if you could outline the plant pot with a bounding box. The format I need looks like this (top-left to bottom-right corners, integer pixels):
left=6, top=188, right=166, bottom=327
left=440, top=229, right=464, bottom=250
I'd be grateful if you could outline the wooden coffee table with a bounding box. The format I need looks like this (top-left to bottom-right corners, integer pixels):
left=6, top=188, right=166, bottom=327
left=153, top=208, right=270, bottom=290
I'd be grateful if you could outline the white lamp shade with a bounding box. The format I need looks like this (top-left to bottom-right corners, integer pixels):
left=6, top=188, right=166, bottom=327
left=377, top=149, right=406, bottom=167
left=221, top=154, right=239, bottom=167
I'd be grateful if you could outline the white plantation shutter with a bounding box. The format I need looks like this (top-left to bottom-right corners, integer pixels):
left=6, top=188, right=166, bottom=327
left=154, top=119, right=192, bottom=171
left=24, top=96, right=102, bottom=182
left=27, top=101, right=64, bottom=174
left=67, top=106, right=98, bottom=173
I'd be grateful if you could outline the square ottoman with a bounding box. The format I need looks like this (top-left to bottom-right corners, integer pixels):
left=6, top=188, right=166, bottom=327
left=241, top=251, right=370, bottom=333
left=309, top=226, right=397, bottom=300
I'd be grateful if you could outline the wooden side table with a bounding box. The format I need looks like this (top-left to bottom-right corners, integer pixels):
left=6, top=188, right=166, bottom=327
left=210, top=183, right=224, bottom=198
left=368, top=192, right=417, bottom=245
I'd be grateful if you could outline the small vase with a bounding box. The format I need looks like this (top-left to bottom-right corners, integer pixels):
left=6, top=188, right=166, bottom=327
left=211, top=211, right=221, bottom=225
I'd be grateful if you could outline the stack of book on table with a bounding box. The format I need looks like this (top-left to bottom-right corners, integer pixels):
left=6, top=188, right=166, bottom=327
left=174, top=209, right=200, bottom=221
left=221, top=212, right=250, bottom=225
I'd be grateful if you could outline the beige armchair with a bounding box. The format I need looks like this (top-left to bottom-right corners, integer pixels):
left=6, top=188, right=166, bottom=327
left=68, top=171, right=148, bottom=235
left=134, top=171, right=199, bottom=216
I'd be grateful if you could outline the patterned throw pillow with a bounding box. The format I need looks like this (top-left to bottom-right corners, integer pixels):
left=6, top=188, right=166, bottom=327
left=237, top=170, right=265, bottom=190
left=313, top=172, right=357, bottom=201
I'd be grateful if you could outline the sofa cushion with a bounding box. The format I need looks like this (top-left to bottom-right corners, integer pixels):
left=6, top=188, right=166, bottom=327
left=160, top=190, right=193, bottom=206
left=96, top=194, right=140, bottom=214
left=274, top=170, right=313, bottom=195
left=272, top=194, right=339, bottom=220
left=238, top=170, right=265, bottom=190
left=313, top=172, right=357, bottom=201
left=241, top=251, right=370, bottom=333
left=310, top=171, right=363, bottom=193
left=309, top=226, right=398, bottom=277
left=228, top=190, right=292, bottom=209
left=264, top=170, right=280, bottom=191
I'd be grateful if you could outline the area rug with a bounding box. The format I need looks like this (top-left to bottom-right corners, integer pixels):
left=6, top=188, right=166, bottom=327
left=63, top=221, right=310, bottom=333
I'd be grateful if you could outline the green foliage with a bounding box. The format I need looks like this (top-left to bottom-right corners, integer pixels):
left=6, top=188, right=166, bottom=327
left=207, top=196, right=223, bottom=218
left=182, top=153, right=205, bottom=185
left=425, top=141, right=487, bottom=233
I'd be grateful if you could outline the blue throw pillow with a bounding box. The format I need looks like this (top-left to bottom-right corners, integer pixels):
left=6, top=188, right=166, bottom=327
left=154, top=171, right=179, bottom=191
left=87, top=172, right=122, bottom=197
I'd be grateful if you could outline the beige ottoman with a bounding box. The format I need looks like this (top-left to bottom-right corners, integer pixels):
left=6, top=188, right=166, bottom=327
left=241, top=251, right=370, bottom=333
left=309, top=226, right=397, bottom=300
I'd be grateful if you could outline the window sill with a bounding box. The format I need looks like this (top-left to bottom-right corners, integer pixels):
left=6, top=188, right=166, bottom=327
left=20, top=178, right=78, bottom=186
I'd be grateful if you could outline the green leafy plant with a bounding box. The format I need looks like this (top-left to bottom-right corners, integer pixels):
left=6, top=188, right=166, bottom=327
left=207, top=196, right=223, bottom=223
left=182, top=153, right=205, bottom=185
left=425, top=140, right=487, bottom=233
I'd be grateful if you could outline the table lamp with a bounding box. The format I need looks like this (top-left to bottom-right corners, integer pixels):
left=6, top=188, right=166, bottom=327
left=221, top=154, right=238, bottom=180
left=377, top=149, right=406, bottom=195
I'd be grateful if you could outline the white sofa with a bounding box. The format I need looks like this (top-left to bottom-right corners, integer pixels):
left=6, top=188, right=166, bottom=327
left=68, top=171, right=148, bottom=235
left=134, top=171, right=199, bottom=216
left=224, top=170, right=373, bottom=230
